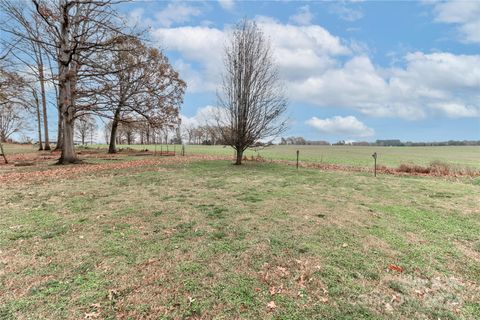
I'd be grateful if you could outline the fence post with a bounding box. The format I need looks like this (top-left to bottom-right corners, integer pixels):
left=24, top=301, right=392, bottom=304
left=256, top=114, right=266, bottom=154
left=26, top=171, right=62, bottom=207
left=296, top=150, right=299, bottom=170
left=372, top=152, right=377, bottom=177
left=182, top=144, right=185, bottom=156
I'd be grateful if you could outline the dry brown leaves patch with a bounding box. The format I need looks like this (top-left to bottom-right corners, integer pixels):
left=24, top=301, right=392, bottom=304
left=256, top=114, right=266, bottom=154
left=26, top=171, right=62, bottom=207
left=0, top=155, right=229, bottom=185
left=244, top=157, right=480, bottom=177
left=359, top=274, right=478, bottom=317
left=258, top=258, right=329, bottom=305
left=0, top=247, right=55, bottom=301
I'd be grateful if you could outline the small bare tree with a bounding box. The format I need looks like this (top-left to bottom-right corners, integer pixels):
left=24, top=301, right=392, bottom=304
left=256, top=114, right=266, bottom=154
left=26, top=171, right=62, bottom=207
left=0, top=67, right=29, bottom=142
left=75, top=114, right=97, bottom=145
left=0, top=104, right=26, bottom=142
left=0, top=66, right=43, bottom=148
left=216, top=19, right=287, bottom=165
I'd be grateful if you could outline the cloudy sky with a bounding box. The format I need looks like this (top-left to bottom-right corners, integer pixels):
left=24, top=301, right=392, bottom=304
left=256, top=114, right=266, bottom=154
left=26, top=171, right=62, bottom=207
left=122, top=0, right=480, bottom=142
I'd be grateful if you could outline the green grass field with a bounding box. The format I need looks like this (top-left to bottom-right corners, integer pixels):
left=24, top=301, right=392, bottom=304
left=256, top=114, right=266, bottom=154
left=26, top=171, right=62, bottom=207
left=102, top=144, right=480, bottom=169
left=3, top=143, right=479, bottom=169
left=1, top=143, right=39, bottom=155
left=1, top=155, right=479, bottom=319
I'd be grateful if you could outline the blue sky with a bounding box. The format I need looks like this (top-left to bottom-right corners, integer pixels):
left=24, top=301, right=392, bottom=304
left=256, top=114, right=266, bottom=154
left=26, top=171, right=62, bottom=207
left=122, top=1, right=477, bottom=142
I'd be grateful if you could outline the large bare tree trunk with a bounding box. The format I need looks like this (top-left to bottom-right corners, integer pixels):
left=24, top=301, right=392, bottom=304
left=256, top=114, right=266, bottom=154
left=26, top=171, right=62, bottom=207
left=33, top=89, right=43, bottom=150
left=55, top=109, right=64, bottom=150
left=57, top=9, right=77, bottom=163
left=38, top=58, right=50, bottom=150
left=59, top=112, right=76, bottom=163
left=108, top=108, right=121, bottom=153
left=235, top=148, right=243, bottom=165
left=57, top=72, right=77, bottom=163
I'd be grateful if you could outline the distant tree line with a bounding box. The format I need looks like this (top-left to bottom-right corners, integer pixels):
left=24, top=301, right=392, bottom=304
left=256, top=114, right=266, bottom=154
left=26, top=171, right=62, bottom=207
left=281, top=137, right=480, bottom=146
left=181, top=125, right=228, bottom=145
left=280, top=136, right=329, bottom=145
left=373, top=140, right=480, bottom=146
left=102, top=120, right=182, bottom=146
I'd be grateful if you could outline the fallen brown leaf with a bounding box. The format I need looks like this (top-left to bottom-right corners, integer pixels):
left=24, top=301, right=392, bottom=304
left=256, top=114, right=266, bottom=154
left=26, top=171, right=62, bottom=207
left=266, top=300, right=276, bottom=311
left=388, top=264, right=404, bottom=273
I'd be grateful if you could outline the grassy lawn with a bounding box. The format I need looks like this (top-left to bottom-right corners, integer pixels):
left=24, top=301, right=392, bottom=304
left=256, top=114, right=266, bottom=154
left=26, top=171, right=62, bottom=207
left=1, top=157, right=479, bottom=319
left=96, top=144, right=480, bottom=169
left=3, top=143, right=479, bottom=169
left=1, top=143, right=39, bottom=155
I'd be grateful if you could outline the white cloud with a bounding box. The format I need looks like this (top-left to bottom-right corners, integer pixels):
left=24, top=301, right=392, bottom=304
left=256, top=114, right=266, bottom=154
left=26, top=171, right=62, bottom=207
left=258, top=17, right=350, bottom=80
left=155, top=2, right=203, bottom=27
left=152, top=18, right=349, bottom=90
left=218, top=0, right=235, bottom=11
left=180, top=106, right=229, bottom=141
left=181, top=105, right=220, bottom=127
left=430, top=102, right=480, bottom=118
left=329, top=2, right=364, bottom=21
left=153, top=26, right=225, bottom=62
left=290, top=52, right=480, bottom=119
left=306, top=116, right=374, bottom=137
left=152, top=18, right=480, bottom=120
left=152, top=26, right=225, bottom=92
left=289, top=5, right=314, bottom=26
left=257, top=17, right=350, bottom=57
left=172, top=59, right=217, bottom=92
left=430, top=0, right=480, bottom=43
left=126, top=8, right=146, bottom=27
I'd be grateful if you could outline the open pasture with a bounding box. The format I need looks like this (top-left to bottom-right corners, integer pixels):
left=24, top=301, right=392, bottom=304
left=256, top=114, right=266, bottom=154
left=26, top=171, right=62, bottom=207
left=99, top=144, right=480, bottom=169
left=1, top=143, right=38, bottom=156
left=0, top=151, right=479, bottom=319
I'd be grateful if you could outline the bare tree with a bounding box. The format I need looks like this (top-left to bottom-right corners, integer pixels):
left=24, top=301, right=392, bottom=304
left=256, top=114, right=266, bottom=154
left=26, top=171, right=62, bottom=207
left=19, top=82, right=45, bottom=150
left=91, top=37, right=185, bottom=153
left=75, top=114, right=97, bottom=145
left=103, top=121, right=111, bottom=145
left=185, top=124, right=195, bottom=145
left=0, top=66, right=24, bottom=106
left=0, top=65, right=43, bottom=148
left=0, top=67, right=29, bottom=142
left=1, top=1, right=63, bottom=150
left=0, top=104, right=26, bottom=142
left=30, top=87, right=43, bottom=150
left=216, top=20, right=287, bottom=165
left=0, top=0, right=127, bottom=163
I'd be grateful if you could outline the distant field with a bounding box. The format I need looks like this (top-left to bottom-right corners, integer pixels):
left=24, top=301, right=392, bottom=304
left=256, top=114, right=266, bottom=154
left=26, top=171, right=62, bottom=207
left=1, top=143, right=38, bottom=155
left=97, top=144, right=480, bottom=169
left=2, top=143, right=479, bottom=169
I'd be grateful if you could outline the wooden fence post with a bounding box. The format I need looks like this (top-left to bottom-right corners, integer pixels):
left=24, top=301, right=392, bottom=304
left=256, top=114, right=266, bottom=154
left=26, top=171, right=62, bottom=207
left=296, top=150, right=299, bottom=170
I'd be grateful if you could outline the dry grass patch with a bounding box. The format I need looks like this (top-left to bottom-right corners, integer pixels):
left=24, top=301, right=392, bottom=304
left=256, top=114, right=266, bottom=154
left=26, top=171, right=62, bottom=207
left=1, top=158, right=479, bottom=319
